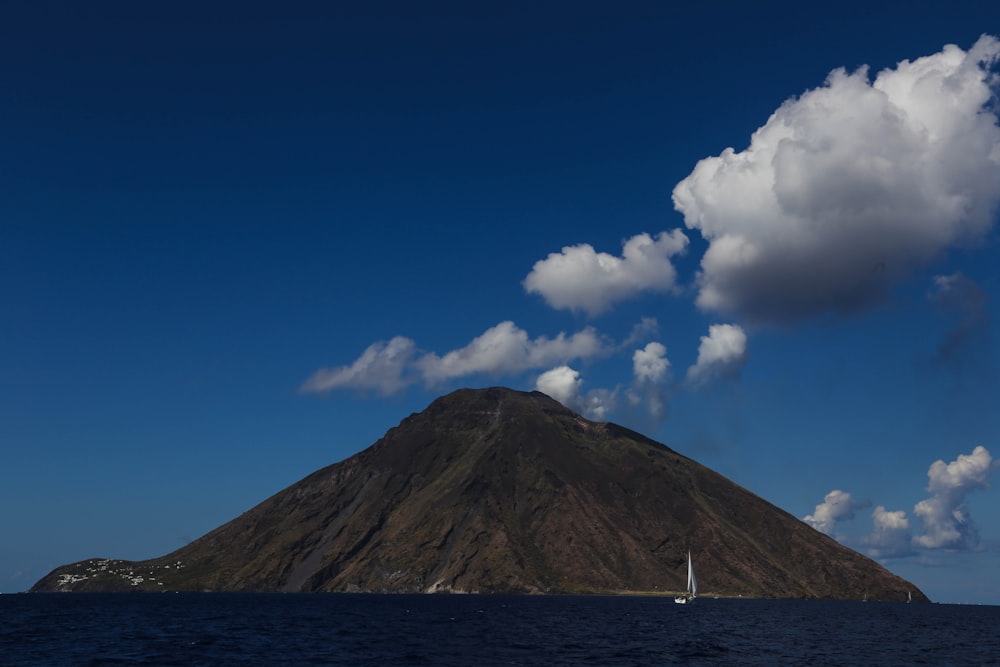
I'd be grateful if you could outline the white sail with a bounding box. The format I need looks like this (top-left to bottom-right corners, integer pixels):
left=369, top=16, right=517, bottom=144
left=675, top=551, right=697, bottom=603
left=688, top=551, right=698, bottom=598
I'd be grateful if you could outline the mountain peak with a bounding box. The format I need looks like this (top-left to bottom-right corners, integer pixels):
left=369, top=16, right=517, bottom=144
left=416, top=386, right=580, bottom=427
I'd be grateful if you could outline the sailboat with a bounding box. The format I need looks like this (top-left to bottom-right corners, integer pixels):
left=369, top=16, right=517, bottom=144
left=674, top=551, right=697, bottom=604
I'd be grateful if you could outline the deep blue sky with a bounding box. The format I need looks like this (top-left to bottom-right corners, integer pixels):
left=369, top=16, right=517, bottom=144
left=3, top=1, right=1000, bottom=602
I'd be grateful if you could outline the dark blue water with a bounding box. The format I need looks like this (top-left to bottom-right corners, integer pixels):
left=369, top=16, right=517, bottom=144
left=2, top=594, right=997, bottom=666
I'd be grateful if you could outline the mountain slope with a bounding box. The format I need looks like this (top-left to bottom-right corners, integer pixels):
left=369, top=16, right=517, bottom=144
left=32, top=387, right=927, bottom=600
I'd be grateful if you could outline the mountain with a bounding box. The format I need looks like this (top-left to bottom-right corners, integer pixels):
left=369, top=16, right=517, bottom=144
left=32, top=387, right=927, bottom=600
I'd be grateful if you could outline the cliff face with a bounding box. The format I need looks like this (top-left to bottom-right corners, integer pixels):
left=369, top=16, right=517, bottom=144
left=32, top=387, right=927, bottom=601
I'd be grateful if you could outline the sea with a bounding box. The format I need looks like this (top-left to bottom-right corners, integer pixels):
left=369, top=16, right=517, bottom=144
left=2, top=593, right=998, bottom=666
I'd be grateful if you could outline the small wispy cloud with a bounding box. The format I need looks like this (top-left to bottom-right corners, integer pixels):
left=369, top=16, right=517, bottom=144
left=685, top=324, right=748, bottom=385
left=299, top=336, right=417, bottom=396
left=621, top=317, right=660, bottom=348
left=928, top=272, right=991, bottom=368
left=625, top=341, right=671, bottom=424
left=523, top=230, right=689, bottom=317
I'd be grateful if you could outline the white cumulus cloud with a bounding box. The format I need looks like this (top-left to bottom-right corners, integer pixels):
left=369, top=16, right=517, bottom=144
left=523, top=230, right=689, bottom=317
left=633, top=342, right=670, bottom=383
left=913, top=445, right=996, bottom=550
left=813, top=446, right=997, bottom=558
left=299, top=336, right=417, bottom=396
left=418, top=321, right=607, bottom=383
left=673, top=35, right=1000, bottom=325
left=302, top=321, right=610, bottom=396
left=864, top=506, right=913, bottom=559
left=535, top=366, right=616, bottom=420
left=535, top=365, right=583, bottom=407
left=685, top=324, right=748, bottom=385
left=803, top=489, right=865, bottom=535
left=626, top=341, right=671, bottom=423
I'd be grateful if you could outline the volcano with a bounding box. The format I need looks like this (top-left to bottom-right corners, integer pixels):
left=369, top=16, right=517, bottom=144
left=32, top=387, right=926, bottom=601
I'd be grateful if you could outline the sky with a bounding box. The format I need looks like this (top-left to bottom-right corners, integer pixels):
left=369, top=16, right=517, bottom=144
left=3, top=1, right=1000, bottom=603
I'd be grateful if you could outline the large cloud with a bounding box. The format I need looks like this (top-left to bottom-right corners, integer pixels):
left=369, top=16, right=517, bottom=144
left=301, top=321, right=609, bottom=396
left=673, top=36, right=1000, bottom=325
left=913, top=445, right=995, bottom=549
left=685, top=323, right=748, bottom=385
left=523, top=230, right=689, bottom=316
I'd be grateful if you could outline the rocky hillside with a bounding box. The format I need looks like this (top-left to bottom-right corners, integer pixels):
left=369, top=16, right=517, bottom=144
left=32, top=387, right=927, bottom=601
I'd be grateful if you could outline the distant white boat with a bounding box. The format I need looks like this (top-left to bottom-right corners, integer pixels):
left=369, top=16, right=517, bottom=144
left=907, top=591, right=912, bottom=604
left=674, top=551, right=697, bottom=604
